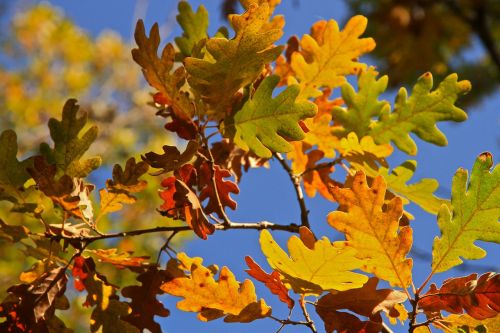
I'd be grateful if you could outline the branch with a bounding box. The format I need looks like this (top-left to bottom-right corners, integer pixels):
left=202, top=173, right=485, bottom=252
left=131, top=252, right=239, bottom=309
left=299, top=295, right=317, bottom=333
left=299, top=157, right=343, bottom=177
left=274, top=153, right=310, bottom=229
left=39, top=220, right=301, bottom=245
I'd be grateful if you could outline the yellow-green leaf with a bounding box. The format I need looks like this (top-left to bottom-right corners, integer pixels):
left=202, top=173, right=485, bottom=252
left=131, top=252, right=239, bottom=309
left=432, top=152, right=500, bottom=273
left=185, top=1, right=283, bottom=118
left=328, top=171, right=413, bottom=288
left=175, top=1, right=209, bottom=58
left=223, top=75, right=316, bottom=158
left=259, top=229, right=368, bottom=295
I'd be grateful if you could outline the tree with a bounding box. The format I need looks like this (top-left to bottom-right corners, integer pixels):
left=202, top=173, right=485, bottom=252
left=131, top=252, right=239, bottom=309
left=0, top=1, right=498, bottom=333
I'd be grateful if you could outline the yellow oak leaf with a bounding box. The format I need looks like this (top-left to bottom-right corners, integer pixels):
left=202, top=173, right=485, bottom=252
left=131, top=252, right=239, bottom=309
left=259, top=229, right=368, bottom=295
left=161, top=252, right=271, bottom=322
left=328, top=171, right=413, bottom=288
left=436, top=314, right=500, bottom=333
left=303, top=113, right=341, bottom=158
left=291, top=16, right=375, bottom=100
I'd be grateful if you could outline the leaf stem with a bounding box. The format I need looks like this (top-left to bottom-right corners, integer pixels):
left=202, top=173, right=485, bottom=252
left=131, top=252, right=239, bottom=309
left=274, top=153, right=310, bottom=229
left=299, top=294, right=317, bottom=333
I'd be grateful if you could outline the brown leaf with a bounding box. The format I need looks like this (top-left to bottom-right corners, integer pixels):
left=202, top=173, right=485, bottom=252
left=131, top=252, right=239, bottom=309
left=122, top=268, right=170, bottom=333
left=132, top=20, right=194, bottom=120
left=87, top=249, right=150, bottom=270
left=198, top=162, right=239, bottom=218
left=142, top=141, right=198, bottom=174
left=419, top=272, right=500, bottom=320
left=245, top=256, right=294, bottom=309
left=0, top=219, right=29, bottom=242
left=107, top=157, right=149, bottom=193
left=316, top=309, right=382, bottom=333
left=316, top=277, right=407, bottom=319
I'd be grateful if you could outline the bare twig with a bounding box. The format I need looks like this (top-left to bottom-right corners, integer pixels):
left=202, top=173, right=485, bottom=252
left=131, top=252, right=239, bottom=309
left=299, top=157, right=343, bottom=177
left=156, top=230, right=179, bottom=264
left=274, top=153, right=310, bottom=228
left=299, top=295, right=317, bottom=333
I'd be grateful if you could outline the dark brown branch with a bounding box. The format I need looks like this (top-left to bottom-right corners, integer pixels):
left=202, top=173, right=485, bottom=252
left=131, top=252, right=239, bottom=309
left=274, top=153, right=310, bottom=229
left=299, top=157, right=343, bottom=177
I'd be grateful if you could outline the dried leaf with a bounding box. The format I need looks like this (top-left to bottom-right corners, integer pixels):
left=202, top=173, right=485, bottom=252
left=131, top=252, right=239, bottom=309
left=419, top=272, right=499, bottom=320
left=142, top=141, right=198, bottom=174
left=87, top=249, right=149, bottom=270
left=199, top=162, right=239, bottom=218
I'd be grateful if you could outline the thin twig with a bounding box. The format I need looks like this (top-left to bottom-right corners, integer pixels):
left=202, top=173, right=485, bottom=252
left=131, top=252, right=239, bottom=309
left=269, top=315, right=310, bottom=327
left=299, top=295, right=317, bottom=333
left=156, top=230, right=179, bottom=264
left=381, top=322, right=395, bottom=333
left=299, top=157, right=343, bottom=177
left=274, top=153, right=310, bottom=228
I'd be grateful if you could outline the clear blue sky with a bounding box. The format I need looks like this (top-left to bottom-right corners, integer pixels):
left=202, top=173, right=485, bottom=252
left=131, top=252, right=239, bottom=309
left=11, top=1, right=500, bottom=332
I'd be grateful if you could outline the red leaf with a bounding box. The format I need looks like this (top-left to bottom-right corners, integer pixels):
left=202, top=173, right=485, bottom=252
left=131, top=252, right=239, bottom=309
left=245, top=256, right=294, bottom=309
left=72, top=255, right=88, bottom=292
left=419, top=272, right=500, bottom=320
left=199, top=162, right=239, bottom=218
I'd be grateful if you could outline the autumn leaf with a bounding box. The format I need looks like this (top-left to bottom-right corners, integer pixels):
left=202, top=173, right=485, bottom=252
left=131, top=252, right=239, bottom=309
left=419, top=272, right=499, bottom=320
left=316, top=277, right=407, bottom=318
left=174, top=1, right=209, bottom=58
left=39, top=99, right=101, bottom=178
left=291, top=16, right=375, bottom=100
left=338, top=132, right=393, bottom=170
left=0, top=130, right=34, bottom=197
left=328, top=171, right=413, bottom=288
left=223, top=75, right=317, bottom=158
left=432, top=152, right=500, bottom=273
left=316, top=310, right=383, bottom=333
left=437, top=313, right=500, bottom=333
left=0, top=219, right=29, bottom=242
left=259, top=229, right=368, bottom=294
left=369, top=72, right=470, bottom=155
left=132, top=20, right=194, bottom=120
left=122, top=268, right=170, bottom=333
left=354, top=159, right=449, bottom=215
left=245, top=256, right=294, bottom=309
left=86, top=249, right=149, bottom=270
left=161, top=252, right=271, bottom=322
left=185, top=1, right=284, bottom=117
left=198, top=162, right=239, bottom=218
left=142, top=141, right=198, bottom=174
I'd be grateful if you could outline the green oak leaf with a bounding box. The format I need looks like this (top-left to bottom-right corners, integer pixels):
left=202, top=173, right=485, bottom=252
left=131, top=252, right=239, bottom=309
left=370, top=72, right=470, bottom=155
left=175, top=1, right=209, bottom=58
left=432, top=152, right=500, bottom=273
left=332, top=67, right=390, bottom=138
left=185, top=1, right=283, bottom=118
left=223, top=75, right=317, bottom=158
left=0, top=129, right=34, bottom=190
left=40, top=99, right=101, bottom=178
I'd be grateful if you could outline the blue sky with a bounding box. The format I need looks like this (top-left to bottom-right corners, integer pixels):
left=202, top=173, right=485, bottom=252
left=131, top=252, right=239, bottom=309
left=9, top=1, right=500, bottom=332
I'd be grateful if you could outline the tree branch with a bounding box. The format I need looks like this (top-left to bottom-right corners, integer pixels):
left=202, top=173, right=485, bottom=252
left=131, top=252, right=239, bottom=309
left=299, top=295, right=317, bottom=333
left=274, top=153, right=310, bottom=229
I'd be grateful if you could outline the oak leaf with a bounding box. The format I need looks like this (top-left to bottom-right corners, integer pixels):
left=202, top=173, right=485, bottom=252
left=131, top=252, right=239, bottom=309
left=223, top=75, right=316, bottom=158
left=328, top=171, right=413, bottom=288
left=419, top=272, right=499, bottom=320
left=87, top=249, right=149, bottom=270
left=185, top=1, right=284, bottom=117
left=432, top=152, right=500, bottom=273
left=316, top=277, right=407, bottom=319
left=142, top=141, right=198, bottom=174
left=0, top=219, right=29, bottom=242
left=291, top=16, right=375, bottom=100
left=175, top=1, right=208, bottom=58
left=369, top=72, right=470, bottom=155
left=39, top=99, right=101, bottom=178
left=316, top=310, right=383, bottom=333
left=437, top=314, right=500, bottom=333
left=259, top=229, right=368, bottom=294
left=122, top=268, right=170, bottom=333
left=245, top=256, right=294, bottom=309
left=161, top=252, right=271, bottom=322
left=132, top=21, right=194, bottom=120
left=198, top=162, right=239, bottom=218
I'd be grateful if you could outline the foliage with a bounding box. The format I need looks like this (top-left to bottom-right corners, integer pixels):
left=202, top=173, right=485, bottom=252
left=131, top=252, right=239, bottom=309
left=0, top=1, right=498, bottom=333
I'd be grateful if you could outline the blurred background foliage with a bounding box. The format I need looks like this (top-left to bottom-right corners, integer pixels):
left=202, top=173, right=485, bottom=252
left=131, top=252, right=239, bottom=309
left=0, top=0, right=498, bottom=331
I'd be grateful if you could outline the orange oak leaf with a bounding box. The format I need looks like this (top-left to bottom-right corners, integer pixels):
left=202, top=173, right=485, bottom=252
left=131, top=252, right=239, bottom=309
left=122, top=268, right=170, bottom=333
left=245, top=256, right=294, bottom=309
left=316, top=277, right=407, bottom=320
left=328, top=171, right=413, bottom=288
left=199, top=162, right=240, bottom=218
left=419, top=272, right=500, bottom=320
left=161, top=253, right=271, bottom=322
